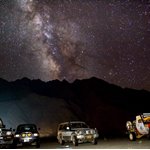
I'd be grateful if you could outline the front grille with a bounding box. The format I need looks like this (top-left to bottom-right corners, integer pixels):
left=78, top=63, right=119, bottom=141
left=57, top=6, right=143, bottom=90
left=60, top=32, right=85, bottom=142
left=63, top=136, right=71, bottom=141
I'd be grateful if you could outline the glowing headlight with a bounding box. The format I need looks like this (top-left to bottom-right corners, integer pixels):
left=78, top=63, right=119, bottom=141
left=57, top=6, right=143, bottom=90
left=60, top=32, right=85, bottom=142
left=15, top=134, right=20, bottom=137
left=90, top=129, right=95, bottom=134
left=27, top=133, right=32, bottom=137
left=6, top=131, right=12, bottom=135
left=22, top=133, right=26, bottom=137
left=33, top=133, right=38, bottom=136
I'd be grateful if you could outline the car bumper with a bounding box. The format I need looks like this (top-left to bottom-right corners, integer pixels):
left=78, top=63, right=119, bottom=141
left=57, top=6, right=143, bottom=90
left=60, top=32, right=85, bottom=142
left=77, top=133, right=98, bottom=142
left=0, top=136, right=13, bottom=145
left=16, top=137, right=39, bottom=145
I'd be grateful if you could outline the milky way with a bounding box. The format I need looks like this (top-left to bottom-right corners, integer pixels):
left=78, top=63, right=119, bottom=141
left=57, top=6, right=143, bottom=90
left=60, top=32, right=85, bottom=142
left=0, top=0, right=150, bottom=91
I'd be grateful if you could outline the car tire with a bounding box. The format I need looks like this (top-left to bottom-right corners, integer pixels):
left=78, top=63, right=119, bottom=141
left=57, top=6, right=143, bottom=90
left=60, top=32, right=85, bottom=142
left=147, top=130, right=150, bottom=139
left=92, top=138, right=98, bottom=145
left=59, top=135, right=65, bottom=145
left=126, top=121, right=132, bottom=130
left=72, top=136, right=78, bottom=146
left=36, top=141, right=40, bottom=148
left=12, top=140, right=17, bottom=149
left=129, top=132, right=136, bottom=141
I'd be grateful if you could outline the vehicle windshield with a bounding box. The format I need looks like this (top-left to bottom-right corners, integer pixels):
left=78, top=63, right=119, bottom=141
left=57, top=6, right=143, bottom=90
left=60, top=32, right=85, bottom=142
left=70, top=122, right=89, bottom=128
left=17, top=124, right=37, bottom=132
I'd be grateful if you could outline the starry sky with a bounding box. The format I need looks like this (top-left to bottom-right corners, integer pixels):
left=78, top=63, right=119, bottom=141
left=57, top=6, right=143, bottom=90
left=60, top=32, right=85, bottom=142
left=0, top=0, right=150, bottom=91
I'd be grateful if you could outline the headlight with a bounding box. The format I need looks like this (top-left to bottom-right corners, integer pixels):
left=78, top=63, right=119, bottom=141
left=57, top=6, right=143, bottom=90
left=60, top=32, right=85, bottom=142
left=27, top=133, right=32, bottom=137
left=33, top=133, right=39, bottom=136
left=77, top=130, right=84, bottom=135
left=6, top=131, right=12, bottom=135
left=77, top=134, right=84, bottom=139
left=89, top=129, right=94, bottom=134
left=22, top=133, right=26, bottom=137
left=15, top=134, right=20, bottom=137
left=79, top=130, right=83, bottom=135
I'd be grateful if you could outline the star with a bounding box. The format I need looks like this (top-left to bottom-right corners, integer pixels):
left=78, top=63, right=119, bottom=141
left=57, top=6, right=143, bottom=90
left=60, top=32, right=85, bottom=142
left=0, top=0, right=150, bottom=91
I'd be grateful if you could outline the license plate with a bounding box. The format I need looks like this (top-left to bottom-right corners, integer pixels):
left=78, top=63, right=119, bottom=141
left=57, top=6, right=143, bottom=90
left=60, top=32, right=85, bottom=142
left=86, top=135, right=92, bottom=139
left=24, top=139, right=29, bottom=142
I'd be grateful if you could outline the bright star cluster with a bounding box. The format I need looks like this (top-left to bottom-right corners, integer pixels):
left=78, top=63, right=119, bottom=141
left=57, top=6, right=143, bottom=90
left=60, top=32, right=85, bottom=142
left=0, top=0, right=150, bottom=91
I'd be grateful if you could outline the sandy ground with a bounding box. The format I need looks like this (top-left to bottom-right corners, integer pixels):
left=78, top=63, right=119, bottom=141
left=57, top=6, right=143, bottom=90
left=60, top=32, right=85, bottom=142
left=18, top=137, right=150, bottom=149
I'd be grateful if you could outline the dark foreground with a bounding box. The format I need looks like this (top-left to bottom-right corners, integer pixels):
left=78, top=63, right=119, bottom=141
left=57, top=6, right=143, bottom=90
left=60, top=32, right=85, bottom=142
left=15, top=137, right=150, bottom=149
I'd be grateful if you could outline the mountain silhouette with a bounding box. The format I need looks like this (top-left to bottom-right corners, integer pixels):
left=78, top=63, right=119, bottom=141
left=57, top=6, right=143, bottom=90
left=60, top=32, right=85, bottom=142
left=0, top=77, right=149, bottom=137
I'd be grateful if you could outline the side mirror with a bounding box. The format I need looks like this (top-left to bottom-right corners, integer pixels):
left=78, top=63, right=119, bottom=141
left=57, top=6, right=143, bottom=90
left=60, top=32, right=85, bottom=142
left=3, top=124, right=6, bottom=128
left=13, top=129, right=16, bottom=132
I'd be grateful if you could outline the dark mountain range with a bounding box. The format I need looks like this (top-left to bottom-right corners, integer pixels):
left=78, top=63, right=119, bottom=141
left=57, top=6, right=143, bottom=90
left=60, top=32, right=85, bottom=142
left=0, top=77, right=149, bottom=138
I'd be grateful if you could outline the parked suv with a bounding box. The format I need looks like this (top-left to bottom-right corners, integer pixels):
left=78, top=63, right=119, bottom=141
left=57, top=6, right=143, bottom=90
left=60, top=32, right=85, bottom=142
left=13, top=124, right=40, bottom=148
left=57, top=121, right=99, bottom=146
left=0, top=118, right=14, bottom=148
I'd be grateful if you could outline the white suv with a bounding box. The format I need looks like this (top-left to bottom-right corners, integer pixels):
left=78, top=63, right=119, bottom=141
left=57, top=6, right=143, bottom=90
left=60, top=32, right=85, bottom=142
left=57, top=121, right=99, bottom=146
left=0, top=118, right=14, bottom=148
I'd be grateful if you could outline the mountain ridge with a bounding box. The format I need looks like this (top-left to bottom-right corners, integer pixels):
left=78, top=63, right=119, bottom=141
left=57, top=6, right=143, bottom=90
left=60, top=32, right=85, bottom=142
left=0, top=77, right=150, bottom=137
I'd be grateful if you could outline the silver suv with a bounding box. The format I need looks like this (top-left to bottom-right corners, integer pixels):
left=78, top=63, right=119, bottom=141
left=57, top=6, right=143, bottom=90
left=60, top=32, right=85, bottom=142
left=57, top=121, right=99, bottom=146
left=0, top=118, right=14, bottom=148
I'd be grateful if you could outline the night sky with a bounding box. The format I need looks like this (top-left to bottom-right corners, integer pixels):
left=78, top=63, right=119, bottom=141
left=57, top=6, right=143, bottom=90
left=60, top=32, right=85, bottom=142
left=0, top=0, right=150, bottom=91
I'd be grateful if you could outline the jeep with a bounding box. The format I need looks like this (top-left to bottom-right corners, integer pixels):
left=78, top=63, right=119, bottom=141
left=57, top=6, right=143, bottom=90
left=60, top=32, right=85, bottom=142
left=57, top=121, right=99, bottom=146
left=13, top=124, right=40, bottom=148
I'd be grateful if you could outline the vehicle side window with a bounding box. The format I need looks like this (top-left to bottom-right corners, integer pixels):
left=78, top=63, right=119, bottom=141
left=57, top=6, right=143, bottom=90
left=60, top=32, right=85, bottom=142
left=59, top=124, right=67, bottom=130
left=59, top=124, right=70, bottom=130
left=63, top=124, right=68, bottom=130
left=59, top=125, right=63, bottom=130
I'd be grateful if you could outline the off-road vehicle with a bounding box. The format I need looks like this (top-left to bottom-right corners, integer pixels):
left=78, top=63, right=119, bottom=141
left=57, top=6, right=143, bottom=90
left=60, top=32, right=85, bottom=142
left=126, top=113, right=150, bottom=141
left=57, top=121, right=99, bottom=146
left=0, top=118, right=14, bottom=148
left=13, top=124, right=40, bottom=148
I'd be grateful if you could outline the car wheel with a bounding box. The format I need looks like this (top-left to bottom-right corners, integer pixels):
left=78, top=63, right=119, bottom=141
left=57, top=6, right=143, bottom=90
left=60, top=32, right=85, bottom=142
left=59, top=135, right=65, bottom=145
left=72, top=136, right=78, bottom=146
left=36, top=141, right=40, bottom=148
left=129, top=132, right=136, bottom=141
left=92, top=138, right=98, bottom=145
left=12, top=140, right=17, bottom=148
left=126, top=121, right=132, bottom=130
left=147, top=130, right=150, bottom=139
